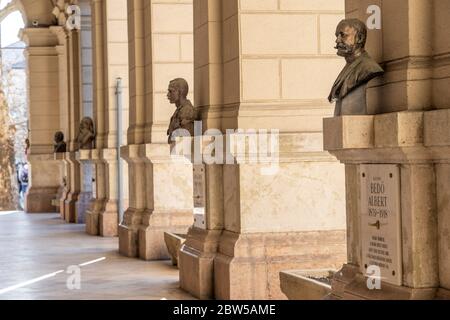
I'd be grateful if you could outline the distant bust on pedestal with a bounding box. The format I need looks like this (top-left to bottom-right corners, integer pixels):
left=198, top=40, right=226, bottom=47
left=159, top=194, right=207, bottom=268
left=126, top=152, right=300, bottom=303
left=54, top=131, right=67, bottom=153
left=166, top=78, right=197, bottom=144
left=328, top=19, right=384, bottom=116
left=76, top=117, right=96, bottom=150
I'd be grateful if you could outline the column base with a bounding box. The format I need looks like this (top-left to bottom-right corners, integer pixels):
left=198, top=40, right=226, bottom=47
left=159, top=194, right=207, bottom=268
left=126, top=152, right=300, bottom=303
left=436, top=288, right=450, bottom=300
left=179, top=227, right=222, bottom=299
left=329, top=264, right=438, bottom=300
left=99, top=200, right=119, bottom=237
left=25, top=186, right=59, bottom=213
left=138, top=209, right=193, bottom=261
left=85, top=199, right=105, bottom=235
left=214, top=230, right=346, bottom=300
left=64, top=192, right=79, bottom=223
left=59, top=188, right=69, bottom=219
left=118, top=208, right=143, bottom=258
left=75, top=191, right=92, bottom=224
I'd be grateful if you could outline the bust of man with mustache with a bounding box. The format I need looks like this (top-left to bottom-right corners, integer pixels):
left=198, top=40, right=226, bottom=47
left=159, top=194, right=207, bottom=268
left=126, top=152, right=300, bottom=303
left=329, top=19, right=384, bottom=116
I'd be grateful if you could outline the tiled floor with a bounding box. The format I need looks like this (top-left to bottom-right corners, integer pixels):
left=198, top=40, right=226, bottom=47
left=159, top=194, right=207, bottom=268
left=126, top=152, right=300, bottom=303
left=0, top=211, right=195, bottom=300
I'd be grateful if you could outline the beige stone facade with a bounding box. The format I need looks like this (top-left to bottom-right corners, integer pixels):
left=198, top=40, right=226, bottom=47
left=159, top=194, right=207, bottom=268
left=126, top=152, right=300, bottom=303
left=178, top=0, right=347, bottom=300
left=5, top=0, right=449, bottom=301
left=119, top=0, right=195, bottom=260
left=323, top=0, right=450, bottom=300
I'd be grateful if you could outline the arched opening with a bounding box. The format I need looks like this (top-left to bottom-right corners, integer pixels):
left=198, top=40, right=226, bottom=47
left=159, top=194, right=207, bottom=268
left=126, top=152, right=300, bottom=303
left=0, top=0, right=26, bottom=211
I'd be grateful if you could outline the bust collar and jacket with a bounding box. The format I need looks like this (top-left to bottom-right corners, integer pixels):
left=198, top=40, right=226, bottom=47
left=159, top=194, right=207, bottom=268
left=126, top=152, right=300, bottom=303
left=328, top=50, right=384, bottom=103
left=167, top=99, right=196, bottom=143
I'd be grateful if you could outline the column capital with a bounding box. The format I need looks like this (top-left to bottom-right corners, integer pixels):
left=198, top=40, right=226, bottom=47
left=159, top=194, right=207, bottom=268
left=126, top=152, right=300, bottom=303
left=20, top=27, right=60, bottom=47
left=49, top=26, right=69, bottom=45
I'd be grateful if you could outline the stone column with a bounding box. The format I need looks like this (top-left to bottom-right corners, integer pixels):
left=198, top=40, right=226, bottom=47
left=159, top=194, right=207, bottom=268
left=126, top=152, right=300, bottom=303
left=323, top=0, right=450, bottom=300
left=75, top=0, right=95, bottom=224
left=51, top=26, right=70, bottom=219
left=180, top=0, right=348, bottom=300
left=86, top=0, right=107, bottom=234
left=20, top=28, right=62, bottom=213
left=179, top=0, right=225, bottom=299
left=431, top=0, right=450, bottom=300
left=64, top=29, right=83, bottom=223
left=120, top=0, right=194, bottom=259
left=86, top=0, right=129, bottom=237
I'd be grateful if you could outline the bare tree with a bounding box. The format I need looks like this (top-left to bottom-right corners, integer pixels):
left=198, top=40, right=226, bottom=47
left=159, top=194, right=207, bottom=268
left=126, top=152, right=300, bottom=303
left=0, top=89, right=19, bottom=210
left=0, top=0, right=21, bottom=210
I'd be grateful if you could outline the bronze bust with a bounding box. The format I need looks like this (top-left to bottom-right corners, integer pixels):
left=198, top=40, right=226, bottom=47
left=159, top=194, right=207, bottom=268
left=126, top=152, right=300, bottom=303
left=166, top=78, right=197, bottom=144
left=76, top=117, right=95, bottom=150
left=329, top=19, right=384, bottom=116
left=54, top=131, right=67, bottom=153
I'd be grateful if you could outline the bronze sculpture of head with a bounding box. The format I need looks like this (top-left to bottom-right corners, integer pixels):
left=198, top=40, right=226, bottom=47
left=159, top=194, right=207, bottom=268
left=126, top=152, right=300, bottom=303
left=167, top=78, right=189, bottom=106
left=334, top=19, right=367, bottom=62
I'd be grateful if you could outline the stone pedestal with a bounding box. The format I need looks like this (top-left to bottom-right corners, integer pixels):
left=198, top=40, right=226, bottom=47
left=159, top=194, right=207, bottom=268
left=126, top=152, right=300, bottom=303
left=25, top=154, right=61, bottom=213
left=323, top=112, right=450, bottom=300
left=119, top=145, right=145, bottom=257
left=139, top=143, right=194, bottom=260
left=215, top=230, right=346, bottom=300
left=85, top=149, right=106, bottom=235
left=75, top=150, right=94, bottom=224
left=64, top=152, right=80, bottom=223
left=85, top=148, right=122, bottom=237
left=98, top=148, right=120, bottom=237
left=99, top=199, right=119, bottom=237
left=179, top=227, right=222, bottom=299
left=120, top=144, right=194, bottom=260
left=54, top=152, right=69, bottom=219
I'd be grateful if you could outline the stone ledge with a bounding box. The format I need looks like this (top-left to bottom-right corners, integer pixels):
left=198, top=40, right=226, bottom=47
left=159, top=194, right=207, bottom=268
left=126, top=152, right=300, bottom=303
left=64, top=151, right=78, bottom=163
left=331, top=264, right=439, bottom=300
left=142, top=143, right=193, bottom=164
left=100, top=148, right=118, bottom=161
left=374, top=112, right=424, bottom=148
left=424, top=109, right=450, bottom=147
left=323, top=116, right=374, bottom=151
left=325, top=110, right=450, bottom=152
left=169, top=133, right=338, bottom=163
left=28, top=153, right=59, bottom=162
left=53, top=152, right=66, bottom=160
left=76, top=149, right=92, bottom=161
left=120, top=144, right=143, bottom=163
left=280, top=269, right=333, bottom=300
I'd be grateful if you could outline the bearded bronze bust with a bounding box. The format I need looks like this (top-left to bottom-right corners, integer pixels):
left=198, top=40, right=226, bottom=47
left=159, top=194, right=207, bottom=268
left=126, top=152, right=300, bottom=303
left=329, top=19, right=384, bottom=116
left=76, top=117, right=96, bottom=150
left=54, top=131, right=67, bottom=153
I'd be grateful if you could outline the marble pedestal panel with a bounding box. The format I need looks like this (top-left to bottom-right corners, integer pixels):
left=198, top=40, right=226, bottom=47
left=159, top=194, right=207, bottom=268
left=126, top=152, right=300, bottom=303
left=64, top=152, right=80, bottom=223
left=323, top=112, right=450, bottom=300
left=120, top=143, right=194, bottom=260
left=25, top=154, right=61, bottom=213
left=75, top=150, right=94, bottom=224
left=214, top=230, right=346, bottom=300
left=179, top=228, right=222, bottom=299
left=85, top=149, right=106, bottom=235
left=55, top=152, right=69, bottom=219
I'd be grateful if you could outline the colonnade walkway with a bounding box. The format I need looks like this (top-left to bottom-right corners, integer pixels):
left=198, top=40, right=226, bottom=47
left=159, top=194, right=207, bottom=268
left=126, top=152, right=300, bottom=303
left=0, top=212, right=194, bottom=300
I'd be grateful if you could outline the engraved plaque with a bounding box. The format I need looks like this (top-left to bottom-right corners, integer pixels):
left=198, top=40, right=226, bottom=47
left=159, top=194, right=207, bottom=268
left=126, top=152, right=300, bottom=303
left=360, top=164, right=402, bottom=286
left=193, top=164, right=206, bottom=229
left=193, top=164, right=206, bottom=208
